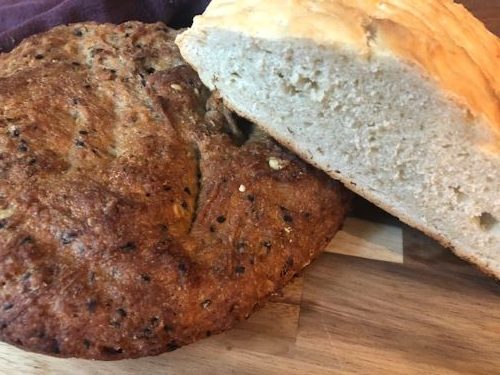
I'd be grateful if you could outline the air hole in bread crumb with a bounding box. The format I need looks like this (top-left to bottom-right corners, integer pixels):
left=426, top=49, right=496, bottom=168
left=451, top=187, right=466, bottom=203
left=477, top=212, right=499, bottom=234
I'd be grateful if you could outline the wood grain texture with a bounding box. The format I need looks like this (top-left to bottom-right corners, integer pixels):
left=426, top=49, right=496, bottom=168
left=326, top=218, right=404, bottom=263
left=0, top=1, right=499, bottom=374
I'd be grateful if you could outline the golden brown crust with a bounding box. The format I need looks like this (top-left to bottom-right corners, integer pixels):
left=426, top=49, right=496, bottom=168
left=182, top=0, right=500, bottom=140
left=0, top=22, right=350, bottom=359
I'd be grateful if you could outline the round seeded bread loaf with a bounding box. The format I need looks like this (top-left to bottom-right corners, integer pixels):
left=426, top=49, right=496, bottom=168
left=0, top=22, right=350, bottom=359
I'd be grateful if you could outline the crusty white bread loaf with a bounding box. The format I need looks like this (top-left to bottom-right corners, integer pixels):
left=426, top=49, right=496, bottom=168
left=177, top=0, right=500, bottom=277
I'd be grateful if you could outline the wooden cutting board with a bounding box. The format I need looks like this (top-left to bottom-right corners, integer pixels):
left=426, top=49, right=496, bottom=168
left=0, top=1, right=499, bottom=374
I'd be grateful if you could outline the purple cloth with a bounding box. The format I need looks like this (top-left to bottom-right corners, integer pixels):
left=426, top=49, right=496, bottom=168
left=0, top=0, right=210, bottom=52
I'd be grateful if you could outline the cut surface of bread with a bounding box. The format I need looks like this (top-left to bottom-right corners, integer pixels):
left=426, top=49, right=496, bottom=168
left=177, top=0, right=500, bottom=277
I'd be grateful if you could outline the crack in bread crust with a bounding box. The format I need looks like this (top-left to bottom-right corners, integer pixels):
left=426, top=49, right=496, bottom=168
left=0, top=22, right=350, bottom=359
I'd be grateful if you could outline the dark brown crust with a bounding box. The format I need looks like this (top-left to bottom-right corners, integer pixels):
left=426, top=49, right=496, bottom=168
left=0, top=22, right=350, bottom=359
